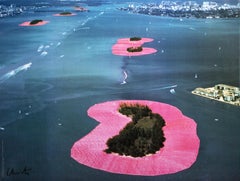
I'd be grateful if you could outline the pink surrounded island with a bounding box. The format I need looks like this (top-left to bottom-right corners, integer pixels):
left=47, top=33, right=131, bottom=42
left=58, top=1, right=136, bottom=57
left=53, top=13, right=76, bottom=16
left=71, top=100, right=200, bottom=176
left=112, top=38, right=157, bottom=56
left=19, top=21, right=49, bottom=26
left=117, top=38, right=154, bottom=45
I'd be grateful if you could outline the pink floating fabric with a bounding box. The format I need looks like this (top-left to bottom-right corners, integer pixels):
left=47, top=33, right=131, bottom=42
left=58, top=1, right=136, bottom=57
left=71, top=100, right=200, bottom=176
left=112, top=38, right=157, bottom=56
left=112, top=45, right=157, bottom=56
left=117, top=38, right=154, bottom=45
left=19, top=21, right=49, bottom=26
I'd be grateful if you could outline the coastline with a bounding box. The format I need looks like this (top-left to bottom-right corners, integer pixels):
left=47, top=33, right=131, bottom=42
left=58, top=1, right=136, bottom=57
left=192, top=91, right=240, bottom=106
left=192, top=84, right=240, bottom=106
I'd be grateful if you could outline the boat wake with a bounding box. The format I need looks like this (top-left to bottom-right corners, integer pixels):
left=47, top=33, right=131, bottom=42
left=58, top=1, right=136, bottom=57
left=150, top=84, right=178, bottom=91
left=121, top=70, right=128, bottom=84
left=0, top=62, right=32, bottom=84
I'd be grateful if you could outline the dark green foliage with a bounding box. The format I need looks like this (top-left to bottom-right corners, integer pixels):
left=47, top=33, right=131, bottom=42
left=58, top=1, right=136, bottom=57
left=130, top=37, right=142, bottom=41
left=127, top=46, right=143, bottom=53
left=60, top=12, right=72, bottom=15
left=29, top=19, right=43, bottom=25
left=105, top=103, right=166, bottom=157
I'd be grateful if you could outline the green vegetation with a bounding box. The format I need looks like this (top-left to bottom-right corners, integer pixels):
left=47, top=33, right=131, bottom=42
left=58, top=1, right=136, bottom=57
left=105, top=103, right=166, bottom=157
left=60, top=12, right=72, bottom=15
left=29, top=19, right=43, bottom=25
left=127, top=46, right=143, bottom=52
left=130, top=37, right=142, bottom=41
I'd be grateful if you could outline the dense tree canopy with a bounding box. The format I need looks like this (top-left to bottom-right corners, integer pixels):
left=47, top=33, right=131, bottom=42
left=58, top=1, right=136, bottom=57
left=130, top=37, right=142, bottom=41
left=60, top=12, right=72, bottom=15
left=30, top=19, right=43, bottom=25
left=105, top=103, right=166, bottom=157
left=127, top=46, right=143, bottom=52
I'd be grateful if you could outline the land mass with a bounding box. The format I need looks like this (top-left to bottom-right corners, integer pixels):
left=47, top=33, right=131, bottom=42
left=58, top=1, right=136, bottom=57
left=59, top=12, right=72, bottom=15
left=105, top=103, right=165, bottom=157
left=192, top=84, right=240, bottom=106
left=127, top=46, right=143, bottom=53
left=29, top=19, right=43, bottom=25
left=71, top=100, right=200, bottom=175
left=119, top=1, right=240, bottom=19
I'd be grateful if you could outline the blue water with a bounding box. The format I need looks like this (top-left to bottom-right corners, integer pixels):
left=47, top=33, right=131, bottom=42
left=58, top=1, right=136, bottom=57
left=0, top=1, right=240, bottom=180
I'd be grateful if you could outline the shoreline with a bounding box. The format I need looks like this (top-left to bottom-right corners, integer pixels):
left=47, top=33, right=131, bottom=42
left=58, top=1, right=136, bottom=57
left=192, top=91, right=240, bottom=106
left=192, top=84, right=240, bottom=106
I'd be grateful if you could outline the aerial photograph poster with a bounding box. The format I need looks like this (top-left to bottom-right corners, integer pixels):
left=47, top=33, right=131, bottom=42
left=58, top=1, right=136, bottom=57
left=0, top=0, right=239, bottom=180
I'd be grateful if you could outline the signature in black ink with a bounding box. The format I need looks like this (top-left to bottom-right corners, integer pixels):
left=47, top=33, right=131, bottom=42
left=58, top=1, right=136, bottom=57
left=6, top=166, right=32, bottom=176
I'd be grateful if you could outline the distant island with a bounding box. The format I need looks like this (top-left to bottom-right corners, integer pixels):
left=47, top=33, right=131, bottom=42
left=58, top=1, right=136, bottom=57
left=29, top=19, right=43, bottom=25
left=53, top=11, right=76, bottom=16
left=119, top=1, right=240, bottom=19
left=59, top=12, right=72, bottom=15
left=192, top=84, right=240, bottom=106
left=74, top=6, right=89, bottom=12
left=19, top=20, right=49, bottom=26
left=127, top=46, right=143, bottom=52
left=105, top=103, right=165, bottom=157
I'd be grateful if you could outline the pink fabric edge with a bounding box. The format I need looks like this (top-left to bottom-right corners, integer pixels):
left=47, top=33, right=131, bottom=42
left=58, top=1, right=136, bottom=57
left=112, top=38, right=157, bottom=56
left=19, top=21, right=49, bottom=26
left=71, top=100, right=200, bottom=176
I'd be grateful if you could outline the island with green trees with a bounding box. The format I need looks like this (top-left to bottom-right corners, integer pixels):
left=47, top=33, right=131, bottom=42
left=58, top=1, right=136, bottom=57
left=105, top=103, right=166, bottom=157
left=127, top=46, right=143, bottom=52
left=130, top=37, right=142, bottom=41
left=59, top=12, right=72, bottom=15
left=29, top=19, right=43, bottom=25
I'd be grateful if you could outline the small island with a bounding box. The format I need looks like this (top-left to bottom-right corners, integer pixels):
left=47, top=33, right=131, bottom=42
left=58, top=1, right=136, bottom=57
left=53, top=12, right=76, bottom=16
left=29, top=19, right=43, bottom=25
left=105, top=103, right=165, bottom=157
left=130, top=37, right=142, bottom=41
left=127, top=46, right=143, bottom=53
left=60, top=12, right=72, bottom=15
left=192, top=84, right=240, bottom=106
left=19, top=20, right=49, bottom=26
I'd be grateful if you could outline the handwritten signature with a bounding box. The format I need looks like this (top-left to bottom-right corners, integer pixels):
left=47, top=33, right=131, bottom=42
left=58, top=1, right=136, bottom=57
left=6, top=166, right=32, bottom=176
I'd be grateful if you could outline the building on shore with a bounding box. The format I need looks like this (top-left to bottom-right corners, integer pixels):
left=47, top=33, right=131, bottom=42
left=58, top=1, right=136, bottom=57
left=192, top=84, right=240, bottom=106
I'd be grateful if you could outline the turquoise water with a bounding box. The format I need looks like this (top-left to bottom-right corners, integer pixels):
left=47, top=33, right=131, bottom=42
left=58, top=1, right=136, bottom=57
left=0, top=2, right=240, bottom=180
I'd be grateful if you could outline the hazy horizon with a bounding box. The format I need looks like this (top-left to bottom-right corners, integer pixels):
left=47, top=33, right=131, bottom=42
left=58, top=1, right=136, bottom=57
left=1, top=0, right=240, bottom=6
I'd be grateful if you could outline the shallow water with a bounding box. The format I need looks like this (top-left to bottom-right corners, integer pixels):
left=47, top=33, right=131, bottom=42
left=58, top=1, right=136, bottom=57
left=0, top=1, right=239, bottom=180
